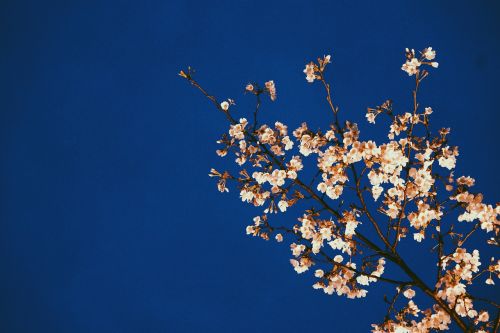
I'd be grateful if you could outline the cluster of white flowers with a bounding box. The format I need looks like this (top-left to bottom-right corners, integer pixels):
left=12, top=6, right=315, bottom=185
left=316, top=145, right=348, bottom=199
left=239, top=187, right=270, bottom=207
left=407, top=201, right=442, bottom=241
left=438, top=146, right=458, bottom=170
left=410, top=149, right=435, bottom=197
left=228, top=118, right=248, bottom=140
left=372, top=305, right=452, bottom=333
left=401, top=47, right=438, bottom=76
left=312, top=258, right=385, bottom=299
left=453, top=191, right=500, bottom=233
left=312, top=261, right=367, bottom=298
left=246, top=216, right=263, bottom=237
left=291, top=123, right=326, bottom=156
left=366, top=141, right=409, bottom=206
left=303, top=55, right=331, bottom=82
left=289, top=243, right=314, bottom=273
left=296, top=214, right=335, bottom=255
left=341, top=210, right=361, bottom=237
left=401, top=57, right=421, bottom=76
left=303, top=62, right=316, bottom=83
left=434, top=248, right=491, bottom=322
left=251, top=157, right=302, bottom=192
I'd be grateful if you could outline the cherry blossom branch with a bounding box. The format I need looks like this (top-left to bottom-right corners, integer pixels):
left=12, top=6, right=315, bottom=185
left=180, top=47, right=499, bottom=332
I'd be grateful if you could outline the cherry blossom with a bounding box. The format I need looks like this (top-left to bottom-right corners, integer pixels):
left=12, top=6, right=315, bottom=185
left=180, top=46, right=499, bottom=333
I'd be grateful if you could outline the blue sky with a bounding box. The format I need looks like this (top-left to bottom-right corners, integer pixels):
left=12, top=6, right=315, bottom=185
left=1, top=0, right=499, bottom=332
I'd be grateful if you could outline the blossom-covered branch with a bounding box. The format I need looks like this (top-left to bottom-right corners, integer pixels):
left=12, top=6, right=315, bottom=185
left=180, top=47, right=499, bottom=332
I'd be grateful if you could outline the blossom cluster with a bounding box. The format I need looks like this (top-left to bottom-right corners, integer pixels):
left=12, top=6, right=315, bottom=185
left=401, top=47, right=439, bottom=76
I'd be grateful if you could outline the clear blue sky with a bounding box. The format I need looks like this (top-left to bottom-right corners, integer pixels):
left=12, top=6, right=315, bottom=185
left=1, top=0, right=499, bottom=332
